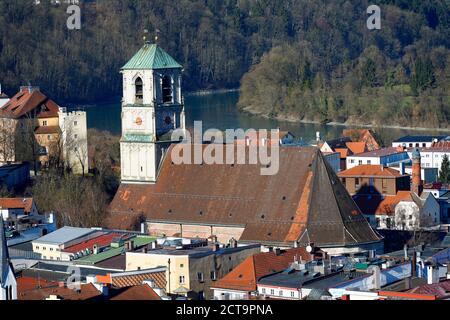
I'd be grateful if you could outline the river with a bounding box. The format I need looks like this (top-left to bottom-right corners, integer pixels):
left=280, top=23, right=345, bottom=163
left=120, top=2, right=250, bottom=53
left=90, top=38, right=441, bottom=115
left=83, top=91, right=449, bottom=144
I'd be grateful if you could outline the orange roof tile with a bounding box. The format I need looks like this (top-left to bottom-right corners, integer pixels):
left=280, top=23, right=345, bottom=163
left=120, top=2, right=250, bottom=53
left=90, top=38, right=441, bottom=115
left=34, top=126, right=61, bottom=135
left=353, top=191, right=412, bottom=216
left=212, top=248, right=311, bottom=292
left=334, top=148, right=349, bottom=159
left=346, top=142, right=367, bottom=155
left=0, top=88, right=59, bottom=119
left=18, top=281, right=102, bottom=300
left=0, top=198, right=34, bottom=213
left=338, top=165, right=404, bottom=178
left=101, top=271, right=167, bottom=290
left=109, top=284, right=161, bottom=300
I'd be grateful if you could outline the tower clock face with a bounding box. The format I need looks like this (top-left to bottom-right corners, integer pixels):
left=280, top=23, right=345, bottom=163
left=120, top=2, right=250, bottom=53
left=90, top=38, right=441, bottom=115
left=128, top=109, right=146, bottom=130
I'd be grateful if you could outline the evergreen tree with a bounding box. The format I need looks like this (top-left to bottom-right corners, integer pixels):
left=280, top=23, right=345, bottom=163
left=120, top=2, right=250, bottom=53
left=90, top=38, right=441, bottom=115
left=362, top=58, right=376, bottom=88
left=439, top=154, right=450, bottom=183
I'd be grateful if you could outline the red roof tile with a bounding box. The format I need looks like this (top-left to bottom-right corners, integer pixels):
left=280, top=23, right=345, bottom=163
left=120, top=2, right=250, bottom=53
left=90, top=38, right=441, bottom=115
left=212, top=248, right=311, bottom=292
left=0, top=88, right=59, bottom=119
left=0, top=198, right=34, bottom=213
left=408, top=280, right=450, bottom=299
left=339, top=165, right=404, bottom=178
left=34, top=126, right=61, bottom=135
left=18, top=281, right=102, bottom=300
left=353, top=191, right=412, bottom=216
left=109, top=284, right=161, bottom=300
left=64, top=233, right=119, bottom=254
left=346, top=142, right=367, bottom=155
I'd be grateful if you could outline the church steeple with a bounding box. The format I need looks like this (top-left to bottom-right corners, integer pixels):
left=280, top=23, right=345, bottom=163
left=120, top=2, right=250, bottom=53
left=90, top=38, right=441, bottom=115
left=120, top=40, right=185, bottom=184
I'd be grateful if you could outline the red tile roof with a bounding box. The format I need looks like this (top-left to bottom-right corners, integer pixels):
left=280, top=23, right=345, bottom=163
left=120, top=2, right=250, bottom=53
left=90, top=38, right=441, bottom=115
left=97, top=270, right=167, bottom=290
left=349, top=147, right=406, bottom=158
left=0, top=198, right=34, bottom=213
left=18, top=280, right=102, bottom=300
left=63, top=233, right=119, bottom=254
left=346, top=142, right=367, bottom=155
left=212, top=248, right=311, bottom=292
left=339, top=165, right=404, bottom=178
left=408, top=280, right=450, bottom=299
left=0, top=88, right=59, bottom=119
left=353, top=191, right=412, bottom=216
left=109, top=284, right=161, bottom=300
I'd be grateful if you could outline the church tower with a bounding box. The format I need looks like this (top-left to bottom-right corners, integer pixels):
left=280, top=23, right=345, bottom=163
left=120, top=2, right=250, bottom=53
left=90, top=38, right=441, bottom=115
left=120, top=40, right=185, bottom=184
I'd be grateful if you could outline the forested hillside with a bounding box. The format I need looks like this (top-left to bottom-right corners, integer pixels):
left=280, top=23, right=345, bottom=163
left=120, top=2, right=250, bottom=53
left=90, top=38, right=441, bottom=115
left=0, top=0, right=306, bottom=102
left=1, top=0, right=450, bottom=129
left=238, top=0, right=450, bottom=128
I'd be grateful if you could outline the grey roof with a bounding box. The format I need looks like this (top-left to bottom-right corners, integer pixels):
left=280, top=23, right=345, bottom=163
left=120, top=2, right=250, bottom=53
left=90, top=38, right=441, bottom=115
left=394, top=136, right=447, bottom=143
left=258, top=269, right=321, bottom=288
left=1, top=214, right=12, bottom=287
left=33, top=227, right=96, bottom=245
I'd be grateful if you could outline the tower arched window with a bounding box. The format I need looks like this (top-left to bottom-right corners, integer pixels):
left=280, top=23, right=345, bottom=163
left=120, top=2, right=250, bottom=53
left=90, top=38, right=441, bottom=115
left=162, top=76, right=172, bottom=104
left=135, top=77, right=143, bottom=103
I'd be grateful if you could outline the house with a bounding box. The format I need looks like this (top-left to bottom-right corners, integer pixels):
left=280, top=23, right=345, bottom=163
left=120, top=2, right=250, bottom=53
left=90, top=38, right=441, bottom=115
left=0, top=198, right=41, bottom=233
left=32, top=227, right=99, bottom=261
left=346, top=147, right=410, bottom=170
left=406, top=141, right=450, bottom=173
left=124, top=238, right=260, bottom=300
left=352, top=150, right=441, bottom=230
left=338, top=165, right=410, bottom=196
left=211, top=247, right=312, bottom=300
left=17, top=280, right=102, bottom=301
left=342, top=129, right=381, bottom=151
left=319, top=137, right=368, bottom=171
left=0, top=86, right=88, bottom=174
left=392, top=135, right=448, bottom=149
left=0, top=216, right=16, bottom=300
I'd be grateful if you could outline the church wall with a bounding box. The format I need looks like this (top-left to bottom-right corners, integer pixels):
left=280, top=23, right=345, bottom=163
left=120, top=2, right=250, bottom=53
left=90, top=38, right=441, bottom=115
left=122, top=69, right=154, bottom=105
left=121, top=142, right=156, bottom=182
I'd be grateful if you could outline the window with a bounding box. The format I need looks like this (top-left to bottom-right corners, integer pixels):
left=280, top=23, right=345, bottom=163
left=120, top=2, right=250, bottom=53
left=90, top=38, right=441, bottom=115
left=135, top=77, right=143, bottom=103
left=367, top=160, right=372, bottom=164
left=180, top=264, right=184, bottom=268
left=48, top=134, right=52, bottom=140
left=179, top=276, right=185, bottom=284
left=291, top=292, right=295, bottom=298
left=355, top=178, right=360, bottom=187
left=74, top=121, right=78, bottom=126
left=197, top=272, right=204, bottom=282
left=162, top=76, right=173, bottom=103
left=74, top=134, right=78, bottom=139
left=43, top=120, right=48, bottom=126
left=279, top=290, right=283, bottom=296
left=261, top=288, right=266, bottom=294
left=211, top=271, right=217, bottom=281
left=422, top=143, right=426, bottom=147
left=270, top=289, right=274, bottom=295
left=358, top=160, right=363, bottom=165
left=350, top=159, right=355, bottom=164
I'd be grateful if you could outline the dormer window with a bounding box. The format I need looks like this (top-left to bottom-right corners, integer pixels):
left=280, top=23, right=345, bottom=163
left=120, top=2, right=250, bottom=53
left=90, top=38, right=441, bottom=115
left=162, top=76, right=172, bottom=103
left=135, top=77, right=143, bottom=103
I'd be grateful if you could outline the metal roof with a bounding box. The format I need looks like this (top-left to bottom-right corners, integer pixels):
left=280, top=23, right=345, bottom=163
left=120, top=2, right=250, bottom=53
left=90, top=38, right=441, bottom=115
left=122, top=43, right=182, bottom=70
left=33, top=227, right=96, bottom=245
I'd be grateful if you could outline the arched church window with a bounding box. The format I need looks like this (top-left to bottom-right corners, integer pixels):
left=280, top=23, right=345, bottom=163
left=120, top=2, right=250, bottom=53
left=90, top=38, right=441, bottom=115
left=135, top=77, right=143, bottom=103
left=162, top=76, right=172, bottom=103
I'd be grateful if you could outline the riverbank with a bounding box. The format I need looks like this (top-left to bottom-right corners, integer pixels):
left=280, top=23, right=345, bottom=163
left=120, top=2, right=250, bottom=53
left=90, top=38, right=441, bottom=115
left=241, top=106, right=450, bottom=133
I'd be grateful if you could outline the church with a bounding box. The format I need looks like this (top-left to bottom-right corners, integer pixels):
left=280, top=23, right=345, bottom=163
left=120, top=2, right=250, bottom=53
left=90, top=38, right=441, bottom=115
left=108, top=41, right=383, bottom=255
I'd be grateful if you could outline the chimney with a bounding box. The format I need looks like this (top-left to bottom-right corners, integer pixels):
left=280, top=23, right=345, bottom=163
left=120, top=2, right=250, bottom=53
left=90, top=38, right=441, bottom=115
left=93, top=244, right=99, bottom=255
left=213, top=243, right=220, bottom=252
left=316, top=131, right=321, bottom=142
left=411, top=148, right=422, bottom=195
left=151, top=241, right=157, bottom=250
left=403, top=244, right=408, bottom=260
left=275, top=248, right=281, bottom=256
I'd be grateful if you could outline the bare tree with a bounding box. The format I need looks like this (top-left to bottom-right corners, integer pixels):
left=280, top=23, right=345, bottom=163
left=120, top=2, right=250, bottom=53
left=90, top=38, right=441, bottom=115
left=14, top=113, right=41, bottom=175
left=0, top=118, right=17, bottom=163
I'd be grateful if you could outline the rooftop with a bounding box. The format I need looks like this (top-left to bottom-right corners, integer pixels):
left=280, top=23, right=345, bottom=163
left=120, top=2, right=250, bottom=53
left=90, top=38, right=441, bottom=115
left=109, top=146, right=382, bottom=247
left=0, top=198, right=34, bottom=212
left=63, top=233, right=120, bottom=254
left=348, top=147, right=408, bottom=158
left=339, top=165, right=405, bottom=178
left=33, top=227, right=97, bottom=245
left=212, top=247, right=312, bottom=292
left=122, top=43, right=182, bottom=70
left=108, top=284, right=161, bottom=300
left=0, top=87, right=60, bottom=119
left=353, top=191, right=413, bottom=216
